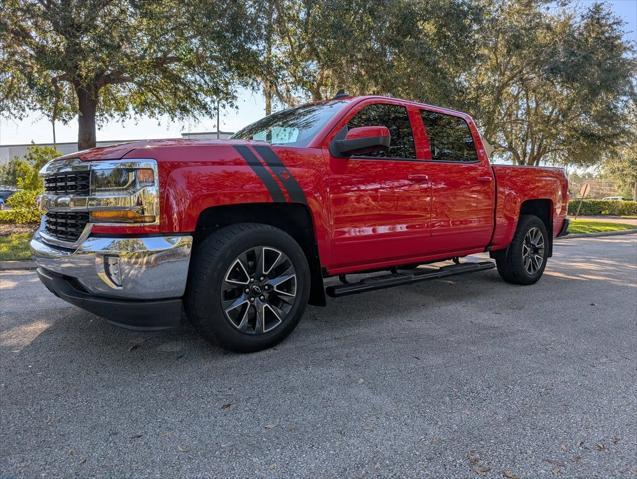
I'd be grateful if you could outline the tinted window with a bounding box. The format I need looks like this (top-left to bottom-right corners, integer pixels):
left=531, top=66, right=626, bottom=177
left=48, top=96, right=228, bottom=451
left=347, top=104, right=416, bottom=159
left=232, top=100, right=350, bottom=147
left=421, top=111, right=478, bottom=162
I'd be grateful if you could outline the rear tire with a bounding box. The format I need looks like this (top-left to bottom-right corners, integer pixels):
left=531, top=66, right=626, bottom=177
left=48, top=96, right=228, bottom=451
left=495, top=215, right=549, bottom=285
left=186, top=223, right=311, bottom=353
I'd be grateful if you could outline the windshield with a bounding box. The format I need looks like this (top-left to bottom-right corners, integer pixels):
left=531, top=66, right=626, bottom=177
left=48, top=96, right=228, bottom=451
left=232, top=100, right=350, bottom=147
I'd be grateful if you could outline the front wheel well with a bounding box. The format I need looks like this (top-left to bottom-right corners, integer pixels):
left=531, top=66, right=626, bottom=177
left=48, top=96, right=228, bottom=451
left=193, top=203, right=326, bottom=306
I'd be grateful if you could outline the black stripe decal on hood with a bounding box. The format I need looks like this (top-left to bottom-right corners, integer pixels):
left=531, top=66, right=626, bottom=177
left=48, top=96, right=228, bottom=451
left=233, top=145, right=286, bottom=203
left=253, top=145, right=307, bottom=204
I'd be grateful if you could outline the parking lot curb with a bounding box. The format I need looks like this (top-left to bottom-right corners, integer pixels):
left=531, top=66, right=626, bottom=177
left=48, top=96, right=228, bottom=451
left=557, top=228, right=637, bottom=240
left=0, top=260, right=37, bottom=271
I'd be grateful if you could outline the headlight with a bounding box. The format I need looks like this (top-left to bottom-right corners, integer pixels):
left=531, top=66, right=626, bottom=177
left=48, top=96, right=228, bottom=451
left=91, top=167, right=155, bottom=192
left=89, top=160, right=159, bottom=224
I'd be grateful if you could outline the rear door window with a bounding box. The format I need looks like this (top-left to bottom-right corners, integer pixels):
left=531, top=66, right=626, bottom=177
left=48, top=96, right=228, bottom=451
left=421, top=110, right=478, bottom=162
left=347, top=104, right=416, bottom=159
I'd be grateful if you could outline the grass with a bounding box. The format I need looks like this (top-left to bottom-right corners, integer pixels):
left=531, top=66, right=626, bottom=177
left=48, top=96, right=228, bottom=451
left=567, top=219, right=635, bottom=235
left=0, top=233, right=32, bottom=261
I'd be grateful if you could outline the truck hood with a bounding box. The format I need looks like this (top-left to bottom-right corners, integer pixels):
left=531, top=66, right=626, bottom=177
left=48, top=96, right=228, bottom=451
left=55, top=139, right=247, bottom=162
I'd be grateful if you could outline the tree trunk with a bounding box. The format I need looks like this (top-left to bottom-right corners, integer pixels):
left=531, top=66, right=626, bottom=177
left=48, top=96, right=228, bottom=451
left=76, top=84, right=97, bottom=149
left=264, top=0, right=273, bottom=117
left=264, top=82, right=273, bottom=116
left=633, top=181, right=637, bottom=201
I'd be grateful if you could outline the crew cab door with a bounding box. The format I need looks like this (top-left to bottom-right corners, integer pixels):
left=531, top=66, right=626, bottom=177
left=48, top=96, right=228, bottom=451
left=325, top=101, right=432, bottom=270
left=418, top=108, right=495, bottom=253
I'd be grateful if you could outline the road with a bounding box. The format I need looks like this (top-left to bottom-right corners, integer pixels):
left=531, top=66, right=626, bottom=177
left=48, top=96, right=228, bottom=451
left=1, top=234, right=636, bottom=478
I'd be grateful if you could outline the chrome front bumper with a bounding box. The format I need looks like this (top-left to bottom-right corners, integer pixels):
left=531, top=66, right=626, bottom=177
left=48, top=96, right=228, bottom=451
left=30, top=228, right=193, bottom=300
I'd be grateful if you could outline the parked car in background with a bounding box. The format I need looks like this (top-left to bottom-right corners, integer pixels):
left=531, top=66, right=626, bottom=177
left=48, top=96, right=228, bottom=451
left=601, top=196, right=624, bottom=201
left=31, top=95, right=569, bottom=352
left=0, top=187, right=17, bottom=210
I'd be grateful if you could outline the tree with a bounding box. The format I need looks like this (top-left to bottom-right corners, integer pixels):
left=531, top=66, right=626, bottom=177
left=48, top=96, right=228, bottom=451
left=604, top=150, right=637, bottom=200
left=0, top=1, right=260, bottom=149
left=460, top=1, right=636, bottom=166
left=602, top=110, right=637, bottom=200
left=251, top=0, right=482, bottom=110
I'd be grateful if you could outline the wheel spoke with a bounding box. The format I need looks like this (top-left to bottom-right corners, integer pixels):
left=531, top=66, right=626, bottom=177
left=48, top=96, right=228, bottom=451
left=255, top=303, right=266, bottom=334
left=269, top=272, right=297, bottom=297
left=263, top=303, right=283, bottom=332
left=236, top=304, right=251, bottom=331
left=262, top=247, right=283, bottom=275
left=223, top=293, right=249, bottom=314
left=524, top=256, right=532, bottom=273
left=224, top=257, right=250, bottom=285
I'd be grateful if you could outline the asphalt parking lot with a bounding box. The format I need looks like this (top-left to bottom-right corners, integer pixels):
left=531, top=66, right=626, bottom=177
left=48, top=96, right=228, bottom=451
left=1, top=234, right=636, bottom=478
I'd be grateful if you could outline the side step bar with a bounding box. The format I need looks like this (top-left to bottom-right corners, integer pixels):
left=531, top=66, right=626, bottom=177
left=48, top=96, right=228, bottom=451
left=325, top=261, right=495, bottom=298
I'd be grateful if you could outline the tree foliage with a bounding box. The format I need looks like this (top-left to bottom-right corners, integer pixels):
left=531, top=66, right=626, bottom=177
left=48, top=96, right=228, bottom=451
left=0, top=0, right=260, bottom=148
left=0, top=0, right=634, bottom=172
left=602, top=110, right=637, bottom=199
left=253, top=0, right=482, bottom=107
left=460, top=1, right=636, bottom=166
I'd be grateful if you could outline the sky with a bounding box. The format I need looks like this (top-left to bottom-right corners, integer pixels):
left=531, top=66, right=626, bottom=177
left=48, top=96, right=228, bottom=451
left=0, top=0, right=635, bottom=146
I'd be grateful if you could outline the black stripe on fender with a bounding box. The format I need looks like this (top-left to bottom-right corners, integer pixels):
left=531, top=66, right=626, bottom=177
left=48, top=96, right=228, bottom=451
left=253, top=145, right=307, bottom=204
left=234, top=145, right=286, bottom=203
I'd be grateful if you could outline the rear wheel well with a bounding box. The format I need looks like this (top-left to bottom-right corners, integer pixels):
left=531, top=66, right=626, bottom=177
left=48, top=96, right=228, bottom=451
left=193, top=203, right=326, bottom=306
left=520, top=199, right=553, bottom=256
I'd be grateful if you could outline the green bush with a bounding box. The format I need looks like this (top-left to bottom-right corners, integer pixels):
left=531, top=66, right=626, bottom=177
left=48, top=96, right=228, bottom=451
left=568, top=199, right=637, bottom=216
left=0, top=145, right=59, bottom=188
left=0, top=146, right=59, bottom=225
left=2, top=190, right=42, bottom=224
left=0, top=210, right=15, bottom=223
left=0, top=208, right=38, bottom=225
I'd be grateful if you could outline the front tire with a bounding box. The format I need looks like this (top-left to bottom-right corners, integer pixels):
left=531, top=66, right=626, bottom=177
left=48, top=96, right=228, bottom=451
left=186, top=223, right=311, bottom=353
left=495, top=214, right=549, bottom=285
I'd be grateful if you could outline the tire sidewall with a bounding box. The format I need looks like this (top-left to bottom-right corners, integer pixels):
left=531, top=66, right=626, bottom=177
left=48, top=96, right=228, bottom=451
left=188, top=225, right=311, bottom=352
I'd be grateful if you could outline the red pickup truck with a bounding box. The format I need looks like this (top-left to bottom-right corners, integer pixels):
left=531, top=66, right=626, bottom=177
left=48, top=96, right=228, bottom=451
left=31, top=95, right=568, bottom=352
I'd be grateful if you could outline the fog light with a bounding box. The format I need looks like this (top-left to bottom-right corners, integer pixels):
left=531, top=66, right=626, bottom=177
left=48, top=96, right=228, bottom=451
left=104, top=256, right=122, bottom=287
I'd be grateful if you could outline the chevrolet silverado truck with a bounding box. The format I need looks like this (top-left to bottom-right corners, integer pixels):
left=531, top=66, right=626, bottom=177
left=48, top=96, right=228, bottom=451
left=31, top=95, right=569, bottom=352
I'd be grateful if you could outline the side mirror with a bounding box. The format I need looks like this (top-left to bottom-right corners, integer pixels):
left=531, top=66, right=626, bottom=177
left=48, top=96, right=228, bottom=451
left=330, top=126, right=391, bottom=157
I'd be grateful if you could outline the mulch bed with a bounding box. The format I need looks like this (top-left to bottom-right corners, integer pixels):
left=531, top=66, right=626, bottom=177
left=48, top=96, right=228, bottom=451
left=0, top=223, right=38, bottom=236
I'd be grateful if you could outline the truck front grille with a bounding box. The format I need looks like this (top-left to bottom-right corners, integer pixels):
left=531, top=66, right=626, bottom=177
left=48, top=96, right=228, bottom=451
left=44, top=212, right=89, bottom=242
left=44, top=171, right=90, bottom=196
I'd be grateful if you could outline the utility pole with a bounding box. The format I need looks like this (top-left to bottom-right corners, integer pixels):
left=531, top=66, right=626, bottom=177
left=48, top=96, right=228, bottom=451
left=52, top=80, right=59, bottom=149
left=216, top=101, right=220, bottom=139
